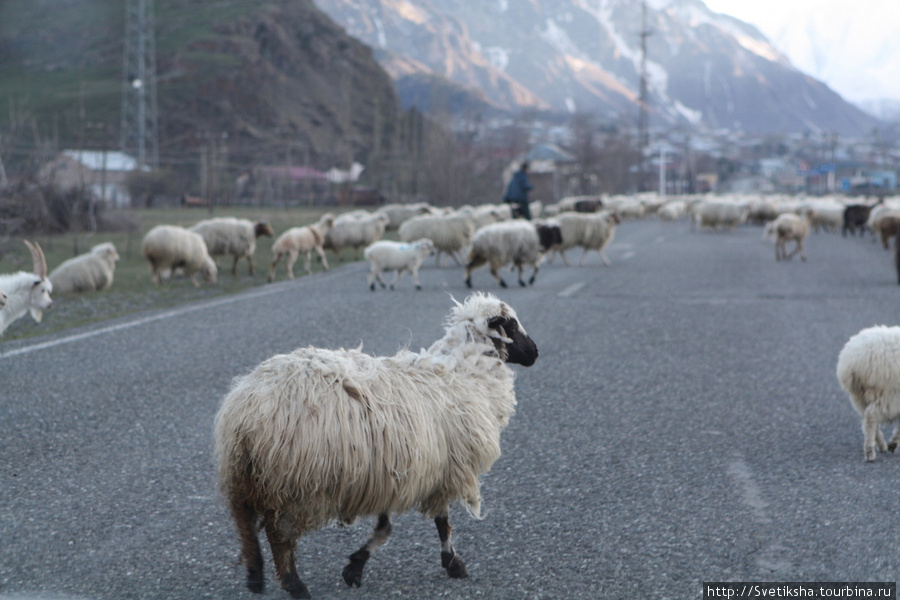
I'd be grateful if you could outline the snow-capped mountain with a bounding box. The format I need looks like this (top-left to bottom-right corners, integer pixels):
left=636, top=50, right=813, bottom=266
left=314, top=0, right=877, bottom=135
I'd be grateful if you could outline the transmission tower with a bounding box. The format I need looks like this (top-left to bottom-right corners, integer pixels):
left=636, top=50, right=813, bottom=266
left=121, top=0, right=159, bottom=169
left=636, top=0, right=652, bottom=190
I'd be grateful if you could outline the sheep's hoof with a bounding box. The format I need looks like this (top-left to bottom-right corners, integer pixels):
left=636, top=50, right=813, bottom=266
left=865, top=449, right=877, bottom=462
left=342, top=550, right=369, bottom=588
left=499, top=279, right=507, bottom=288
left=389, top=284, right=395, bottom=290
left=281, top=576, right=311, bottom=599
left=889, top=442, right=898, bottom=453
left=415, top=284, right=422, bottom=290
left=246, top=567, right=265, bottom=593
left=465, top=277, right=473, bottom=289
left=441, top=552, right=468, bottom=578
left=370, top=283, right=376, bottom=291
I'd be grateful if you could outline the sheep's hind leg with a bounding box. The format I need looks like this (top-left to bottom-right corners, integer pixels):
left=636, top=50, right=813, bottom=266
left=232, top=502, right=265, bottom=593
left=435, top=513, right=468, bottom=578
left=343, top=513, right=392, bottom=588
left=263, top=516, right=309, bottom=599
left=863, top=406, right=884, bottom=462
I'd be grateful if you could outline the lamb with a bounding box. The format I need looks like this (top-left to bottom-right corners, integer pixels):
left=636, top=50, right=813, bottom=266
left=141, top=225, right=218, bottom=287
left=214, top=293, right=538, bottom=598
left=398, top=211, right=476, bottom=267
left=268, top=214, right=335, bottom=282
left=364, top=238, right=435, bottom=291
left=48, top=242, right=120, bottom=294
left=547, top=211, right=621, bottom=267
left=324, top=211, right=390, bottom=261
left=773, top=212, right=812, bottom=262
left=189, top=217, right=274, bottom=277
left=0, top=240, right=53, bottom=336
left=836, top=325, right=900, bottom=461
left=464, top=220, right=561, bottom=288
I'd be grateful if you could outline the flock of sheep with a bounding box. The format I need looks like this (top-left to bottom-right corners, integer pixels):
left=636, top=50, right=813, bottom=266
left=7, top=190, right=900, bottom=598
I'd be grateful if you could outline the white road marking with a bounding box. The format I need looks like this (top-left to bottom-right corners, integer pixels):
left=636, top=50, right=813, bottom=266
left=1, top=269, right=356, bottom=360
left=558, top=282, right=586, bottom=297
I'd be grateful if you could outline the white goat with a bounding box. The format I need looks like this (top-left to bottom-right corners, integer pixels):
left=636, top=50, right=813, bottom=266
left=324, top=211, right=389, bottom=261
left=141, top=225, right=218, bottom=287
left=464, top=220, right=561, bottom=288
left=268, top=214, right=334, bottom=282
left=214, top=293, right=538, bottom=598
left=0, top=241, right=53, bottom=336
left=364, top=238, right=435, bottom=291
left=49, top=242, right=120, bottom=294
left=189, top=218, right=275, bottom=277
left=398, top=211, right=476, bottom=267
left=837, top=325, right=900, bottom=461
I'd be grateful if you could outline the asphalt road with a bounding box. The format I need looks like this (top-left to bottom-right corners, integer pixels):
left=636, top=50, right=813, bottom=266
left=2, top=218, right=900, bottom=600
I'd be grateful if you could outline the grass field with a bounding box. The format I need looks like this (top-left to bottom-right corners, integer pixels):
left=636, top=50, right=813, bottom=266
left=0, top=205, right=374, bottom=342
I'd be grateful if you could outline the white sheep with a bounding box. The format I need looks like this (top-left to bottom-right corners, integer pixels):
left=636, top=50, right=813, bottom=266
left=268, top=214, right=335, bottom=282
left=324, top=211, right=390, bottom=261
left=772, top=212, right=812, bottom=262
left=657, top=200, right=688, bottom=221
left=0, top=241, right=54, bottom=336
left=836, top=325, right=900, bottom=461
left=141, top=225, right=218, bottom=287
left=547, top=211, right=621, bottom=267
left=398, top=211, right=476, bottom=267
left=363, top=238, right=435, bottom=291
left=691, top=199, right=749, bottom=231
left=464, top=220, right=561, bottom=288
left=48, top=242, right=120, bottom=294
left=380, top=202, right=438, bottom=230
left=214, top=293, right=538, bottom=598
left=189, top=217, right=274, bottom=277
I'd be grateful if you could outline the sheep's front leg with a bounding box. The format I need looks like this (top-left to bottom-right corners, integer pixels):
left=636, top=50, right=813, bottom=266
left=343, top=513, right=392, bottom=588
left=435, top=513, right=467, bottom=578
left=263, top=518, right=309, bottom=599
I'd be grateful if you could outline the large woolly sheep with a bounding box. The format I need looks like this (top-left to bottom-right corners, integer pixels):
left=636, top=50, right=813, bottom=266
left=547, top=211, right=621, bottom=267
left=398, top=211, right=477, bottom=267
left=364, top=238, right=435, bottom=291
left=214, top=293, right=538, bottom=598
left=324, top=211, right=390, bottom=261
left=268, top=214, right=335, bottom=282
left=189, top=218, right=274, bottom=277
left=464, top=220, right=560, bottom=288
left=141, top=225, right=218, bottom=287
left=49, top=242, right=120, bottom=294
left=0, top=241, right=53, bottom=336
left=836, top=325, right=900, bottom=461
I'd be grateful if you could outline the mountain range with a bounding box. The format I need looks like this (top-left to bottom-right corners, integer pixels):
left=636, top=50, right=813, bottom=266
left=313, top=0, right=879, bottom=136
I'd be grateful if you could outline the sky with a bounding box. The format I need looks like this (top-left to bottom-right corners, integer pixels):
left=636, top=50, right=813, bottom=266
left=701, top=0, right=900, bottom=106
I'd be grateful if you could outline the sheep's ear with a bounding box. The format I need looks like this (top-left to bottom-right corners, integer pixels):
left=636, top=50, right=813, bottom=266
left=487, top=315, right=506, bottom=330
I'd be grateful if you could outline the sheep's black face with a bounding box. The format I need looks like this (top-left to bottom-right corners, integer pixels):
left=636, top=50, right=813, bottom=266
left=536, top=225, right=562, bottom=251
left=488, top=316, right=538, bottom=366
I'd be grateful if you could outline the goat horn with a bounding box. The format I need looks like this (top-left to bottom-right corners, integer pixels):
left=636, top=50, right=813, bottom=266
left=24, top=240, right=47, bottom=279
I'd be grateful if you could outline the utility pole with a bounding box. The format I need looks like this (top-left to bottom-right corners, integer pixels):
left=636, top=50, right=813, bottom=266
left=121, top=0, right=159, bottom=170
left=637, top=0, right=652, bottom=191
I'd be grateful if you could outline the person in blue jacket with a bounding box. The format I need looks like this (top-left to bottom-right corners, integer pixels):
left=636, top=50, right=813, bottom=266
left=504, top=161, right=533, bottom=220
